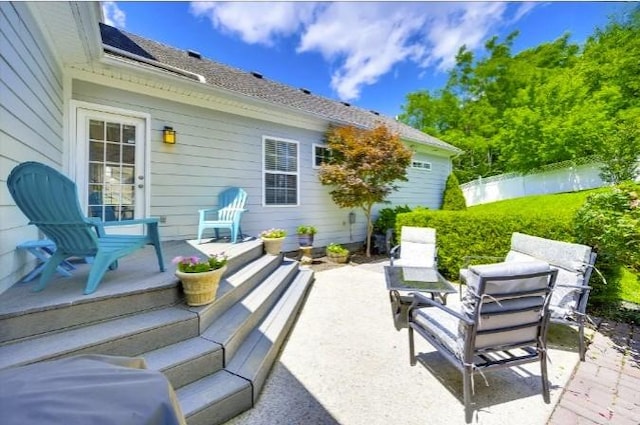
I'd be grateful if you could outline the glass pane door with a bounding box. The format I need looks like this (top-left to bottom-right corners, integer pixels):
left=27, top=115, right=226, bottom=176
left=87, top=119, right=138, bottom=222
left=76, top=108, right=147, bottom=235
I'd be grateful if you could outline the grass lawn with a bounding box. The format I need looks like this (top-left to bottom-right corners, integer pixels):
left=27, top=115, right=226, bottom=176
left=467, top=188, right=604, bottom=215
left=619, top=266, right=640, bottom=305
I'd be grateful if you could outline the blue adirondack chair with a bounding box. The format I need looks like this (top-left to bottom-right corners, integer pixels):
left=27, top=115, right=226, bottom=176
left=197, top=187, right=248, bottom=244
left=7, top=162, right=165, bottom=294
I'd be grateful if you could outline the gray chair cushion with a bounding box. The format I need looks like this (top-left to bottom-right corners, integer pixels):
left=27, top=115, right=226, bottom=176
left=395, top=227, right=437, bottom=268
left=460, top=260, right=551, bottom=352
left=507, top=233, right=593, bottom=320
left=412, top=305, right=463, bottom=358
left=510, top=232, right=591, bottom=273
left=465, top=260, right=551, bottom=298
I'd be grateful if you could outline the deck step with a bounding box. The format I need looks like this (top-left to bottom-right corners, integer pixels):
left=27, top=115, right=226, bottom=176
left=201, top=259, right=299, bottom=363
left=168, top=268, right=313, bottom=425
left=189, top=254, right=282, bottom=333
left=0, top=280, right=181, bottom=345
left=177, top=370, right=253, bottom=425
left=0, top=306, right=198, bottom=370
left=143, top=337, right=224, bottom=389
left=228, top=268, right=314, bottom=401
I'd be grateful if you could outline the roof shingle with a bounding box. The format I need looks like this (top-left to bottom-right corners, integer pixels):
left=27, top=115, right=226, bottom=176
left=100, top=23, right=460, bottom=154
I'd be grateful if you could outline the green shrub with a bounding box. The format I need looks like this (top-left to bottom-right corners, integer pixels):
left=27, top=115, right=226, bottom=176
left=441, top=173, right=467, bottom=210
left=373, top=205, right=413, bottom=234
left=396, top=209, right=576, bottom=280
left=574, top=182, right=640, bottom=304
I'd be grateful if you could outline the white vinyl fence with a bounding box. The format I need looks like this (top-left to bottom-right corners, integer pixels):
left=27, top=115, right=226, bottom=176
left=460, top=160, right=607, bottom=206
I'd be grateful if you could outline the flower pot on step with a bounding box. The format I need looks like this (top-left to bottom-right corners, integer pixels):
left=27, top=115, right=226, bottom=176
left=262, top=237, right=285, bottom=255
left=176, top=265, right=227, bottom=306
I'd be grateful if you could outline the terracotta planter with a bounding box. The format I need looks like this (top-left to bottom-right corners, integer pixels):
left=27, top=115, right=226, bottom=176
left=176, top=265, right=227, bottom=306
left=262, top=237, right=285, bottom=255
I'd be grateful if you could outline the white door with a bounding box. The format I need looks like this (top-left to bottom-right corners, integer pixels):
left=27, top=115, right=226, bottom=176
left=76, top=108, right=147, bottom=234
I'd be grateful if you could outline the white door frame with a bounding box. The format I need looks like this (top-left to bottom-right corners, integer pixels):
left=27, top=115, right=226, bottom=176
left=69, top=100, right=152, bottom=219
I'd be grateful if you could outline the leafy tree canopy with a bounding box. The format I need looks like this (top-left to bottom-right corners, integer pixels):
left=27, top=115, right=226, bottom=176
left=318, top=124, right=412, bottom=256
left=399, top=6, right=640, bottom=183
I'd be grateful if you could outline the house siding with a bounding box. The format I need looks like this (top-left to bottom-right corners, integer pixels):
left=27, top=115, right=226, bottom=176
left=386, top=152, right=451, bottom=210
left=72, top=80, right=449, bottom=252
left=72, top=80, right=363, bottom=252
left=0, top=2, right=64, bottom=293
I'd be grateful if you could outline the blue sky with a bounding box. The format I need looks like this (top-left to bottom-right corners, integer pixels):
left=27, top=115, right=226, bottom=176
left=102, top=1, right=631, bottom=118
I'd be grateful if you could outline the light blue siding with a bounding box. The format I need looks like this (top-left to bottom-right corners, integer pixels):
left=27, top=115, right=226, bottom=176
left=0, top=2, right=64, bottom=294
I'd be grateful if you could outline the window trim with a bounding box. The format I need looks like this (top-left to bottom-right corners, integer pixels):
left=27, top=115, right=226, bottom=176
left=312, top=143, right=331, bottom=169
left=411, top=160, right=432, bottom=171
left=262, top=135, right=300, bottom=207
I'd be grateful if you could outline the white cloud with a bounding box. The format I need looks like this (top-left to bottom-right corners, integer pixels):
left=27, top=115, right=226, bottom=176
left=421, top=2, right=509, bottom=71
left=189, top=2, right=536, bottom=101
left=102, top=1, right=126, bottom=28
left=190, top=2, right=317, bottom=46
left=512, top=1, right=539, bottom=23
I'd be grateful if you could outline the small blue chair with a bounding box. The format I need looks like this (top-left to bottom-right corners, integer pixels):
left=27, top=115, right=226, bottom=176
left=7, top=162, right=165, bottom=294
left=197, top=187, right=248, bottom=244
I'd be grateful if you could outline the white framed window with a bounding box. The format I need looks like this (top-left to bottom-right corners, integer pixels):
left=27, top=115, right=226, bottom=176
left=263, top=136, right=299, bottom=206
left=313, top=143, right=332, bottom=168
left=411, top=160, right=432, bottom=171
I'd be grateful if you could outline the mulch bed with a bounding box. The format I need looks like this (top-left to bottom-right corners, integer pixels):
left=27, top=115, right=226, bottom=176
left=286, top=249, right=389, bottom=273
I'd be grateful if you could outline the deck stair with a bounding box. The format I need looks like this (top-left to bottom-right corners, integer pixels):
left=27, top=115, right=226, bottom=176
left=0, top=239, right=314, bottom=425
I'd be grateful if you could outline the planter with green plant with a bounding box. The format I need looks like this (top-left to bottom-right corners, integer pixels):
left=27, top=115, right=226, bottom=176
left=172, top=253, right=228, bottom=306
left=260, top=228, right=287, bottom=255
left=326, top=243, right=349, bottom=263
left=296, top=225, right=317, bottom=247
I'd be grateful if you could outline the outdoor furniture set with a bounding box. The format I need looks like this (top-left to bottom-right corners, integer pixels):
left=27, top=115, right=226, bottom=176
left=385, top=226, right=598, bottom=422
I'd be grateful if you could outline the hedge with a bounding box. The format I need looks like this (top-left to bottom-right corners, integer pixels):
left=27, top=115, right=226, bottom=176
left=396, top=209, right=576, bottom=280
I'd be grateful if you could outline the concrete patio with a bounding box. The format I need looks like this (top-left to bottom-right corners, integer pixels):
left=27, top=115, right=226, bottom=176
left=226, top=261, right=617, bottom=425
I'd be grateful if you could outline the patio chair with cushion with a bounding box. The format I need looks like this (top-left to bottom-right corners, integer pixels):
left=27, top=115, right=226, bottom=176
left=459, top=232, right=598, bottom=361
left=197, top=187, right=248, bottom=244
left=408, top=260, right=558, bottom=423
left=7, top=161, right=165, bottom=295
left=389, top=226, right=437, bottom=268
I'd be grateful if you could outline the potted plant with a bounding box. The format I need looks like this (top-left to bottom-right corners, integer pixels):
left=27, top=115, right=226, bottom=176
left=326, top=243, right=349, bottom=264
left=172, top=253, right=228, bottom=306
left=260, top=228, right=287, bottom=255
left=296, top=225, right=317, bottom=247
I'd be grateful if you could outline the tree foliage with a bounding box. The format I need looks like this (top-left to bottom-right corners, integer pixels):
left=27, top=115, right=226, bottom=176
left=596, top=122, right=640, bottom=184
left=399, top=6, right=640, bottom=183
left=318, top=124, right=412, bottom=256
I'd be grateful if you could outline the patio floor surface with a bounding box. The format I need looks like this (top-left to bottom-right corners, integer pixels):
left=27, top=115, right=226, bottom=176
left=225, top=261, right=611, bottom=425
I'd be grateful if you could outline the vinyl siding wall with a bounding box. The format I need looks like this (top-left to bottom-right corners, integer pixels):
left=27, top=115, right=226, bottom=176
left=72, top=80, right=361, bottom=252
left=386, top=152, right=451, bottom=209
left=72, top=80, right=452, bottom=252
left=0, top=2, right=64, bottom=293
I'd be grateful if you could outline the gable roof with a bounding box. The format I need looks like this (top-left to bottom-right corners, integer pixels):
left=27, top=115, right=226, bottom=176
left=100, top=24, right=461, bottom=155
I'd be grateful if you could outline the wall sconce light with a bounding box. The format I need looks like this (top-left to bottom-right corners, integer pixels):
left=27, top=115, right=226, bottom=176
left=163, top=126, right=176, bottom=144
